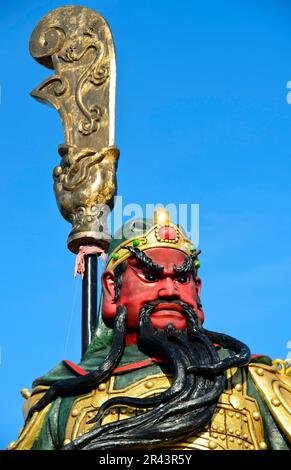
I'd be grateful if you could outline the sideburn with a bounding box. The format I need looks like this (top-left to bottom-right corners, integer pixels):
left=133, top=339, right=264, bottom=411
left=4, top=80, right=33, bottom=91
left=113, top=261, right=128, bottom=303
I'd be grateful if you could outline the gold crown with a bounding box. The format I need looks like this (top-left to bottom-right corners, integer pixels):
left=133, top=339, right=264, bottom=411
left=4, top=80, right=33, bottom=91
left=106, top=208, right=198, bottom=271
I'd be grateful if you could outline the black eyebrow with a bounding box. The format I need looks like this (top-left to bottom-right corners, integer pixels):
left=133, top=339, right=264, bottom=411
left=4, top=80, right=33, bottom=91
left=173, top=250, right=201, bottom=275
left=122, top=246, right=164, bottom=274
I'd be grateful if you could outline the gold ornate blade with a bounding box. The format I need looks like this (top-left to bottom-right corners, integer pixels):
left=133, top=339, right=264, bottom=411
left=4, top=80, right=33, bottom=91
left=29, top=6, right=119, bottom=252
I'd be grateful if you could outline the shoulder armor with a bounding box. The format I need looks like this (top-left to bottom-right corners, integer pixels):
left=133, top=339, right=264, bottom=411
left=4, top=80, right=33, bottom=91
left=248, top=359, right=291, bottom=441
left=8, top=385, right=51, bottom=450
left=21, top=385, right=50, bottom=420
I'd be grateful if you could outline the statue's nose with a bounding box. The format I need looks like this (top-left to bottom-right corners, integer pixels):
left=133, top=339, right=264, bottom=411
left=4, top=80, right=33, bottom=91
left=158, top=277, right=180, bottom=298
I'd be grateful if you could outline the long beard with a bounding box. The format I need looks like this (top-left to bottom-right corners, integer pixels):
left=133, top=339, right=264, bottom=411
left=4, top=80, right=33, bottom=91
left=63, top=300, right=250, bottom=450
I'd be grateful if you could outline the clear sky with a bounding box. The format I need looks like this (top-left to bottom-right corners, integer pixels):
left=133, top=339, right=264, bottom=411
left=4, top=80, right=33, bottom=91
left=1, top=0, right=291, bottom=449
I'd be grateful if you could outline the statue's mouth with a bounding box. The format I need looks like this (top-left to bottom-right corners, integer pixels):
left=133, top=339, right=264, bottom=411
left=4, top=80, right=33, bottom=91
left=150, top=303, right=186, bottom=329
left=152, top=302, right=183, bottom=313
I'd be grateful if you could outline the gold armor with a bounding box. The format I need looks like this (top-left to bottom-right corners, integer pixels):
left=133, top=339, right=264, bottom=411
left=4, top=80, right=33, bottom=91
left=11, top=359, right=291, bottom=450
left=249, top=359, right=291, bottom=442
left=62, top=367, right=266, bottom=450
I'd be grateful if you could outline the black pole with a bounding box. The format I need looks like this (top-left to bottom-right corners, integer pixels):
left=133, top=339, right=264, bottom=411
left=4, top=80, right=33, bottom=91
left=82, top=254, right=97, bottom=357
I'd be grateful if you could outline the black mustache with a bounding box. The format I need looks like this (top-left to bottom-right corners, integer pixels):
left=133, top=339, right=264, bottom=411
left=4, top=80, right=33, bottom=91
left=140, top=298, right=201, bottom=319
left=65, top=303, right=250, bottom=450
left=65, top=303, right=222, bottom=450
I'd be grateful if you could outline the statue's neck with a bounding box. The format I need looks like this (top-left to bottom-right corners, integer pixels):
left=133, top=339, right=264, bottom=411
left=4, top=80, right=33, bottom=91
left=126, top=331, right=138, bottom=346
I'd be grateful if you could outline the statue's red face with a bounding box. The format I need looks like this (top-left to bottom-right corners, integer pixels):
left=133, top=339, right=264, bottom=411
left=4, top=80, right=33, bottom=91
left=102, top=248, right=204, bottom=344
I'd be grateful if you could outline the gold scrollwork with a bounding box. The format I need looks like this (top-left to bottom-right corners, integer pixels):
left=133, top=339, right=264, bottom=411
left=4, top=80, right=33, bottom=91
left=59, top=31, right=109, bottom=136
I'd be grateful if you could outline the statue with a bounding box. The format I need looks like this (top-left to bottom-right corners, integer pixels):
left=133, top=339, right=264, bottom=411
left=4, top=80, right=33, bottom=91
left=8, top=6, right=291, bottom=451
left=10, top=209, right=291, bottom=450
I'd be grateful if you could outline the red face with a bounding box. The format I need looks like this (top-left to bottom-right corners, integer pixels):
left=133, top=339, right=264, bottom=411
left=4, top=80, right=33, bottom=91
left=102, top=248, right=204, bottom=344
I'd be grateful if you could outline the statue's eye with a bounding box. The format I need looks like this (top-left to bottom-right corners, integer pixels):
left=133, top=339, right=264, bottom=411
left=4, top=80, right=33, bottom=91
left=139, top=273, right=159, bottom=282
left=176, top=275, right=189, bottom=284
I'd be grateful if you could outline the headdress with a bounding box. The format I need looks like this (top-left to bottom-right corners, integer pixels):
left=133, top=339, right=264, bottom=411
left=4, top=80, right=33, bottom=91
left=106, top=208, right=200, bottom=271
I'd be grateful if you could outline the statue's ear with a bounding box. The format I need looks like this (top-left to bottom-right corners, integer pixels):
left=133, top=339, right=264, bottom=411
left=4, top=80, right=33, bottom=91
left=102, top=270, right=117, bottom=321
left=195, top=277, right=204, bottom=323
left=196, top=277, right=202, bottom=297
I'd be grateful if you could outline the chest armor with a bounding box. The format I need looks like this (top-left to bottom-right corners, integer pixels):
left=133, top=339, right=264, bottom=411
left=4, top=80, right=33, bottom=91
left=63, top=366, right=267, bottom=450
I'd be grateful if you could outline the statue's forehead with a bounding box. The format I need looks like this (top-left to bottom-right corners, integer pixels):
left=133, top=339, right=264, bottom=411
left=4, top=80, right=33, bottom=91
left=128, top=247, right=186, bottom=269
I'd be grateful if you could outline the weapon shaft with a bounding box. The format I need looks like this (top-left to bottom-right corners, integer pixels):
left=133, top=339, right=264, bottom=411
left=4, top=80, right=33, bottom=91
left=82, top=254, right=98, bottom=356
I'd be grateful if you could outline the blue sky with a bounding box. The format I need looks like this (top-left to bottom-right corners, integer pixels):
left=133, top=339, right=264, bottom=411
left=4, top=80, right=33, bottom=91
left=1, top=0, right=291, bottom=449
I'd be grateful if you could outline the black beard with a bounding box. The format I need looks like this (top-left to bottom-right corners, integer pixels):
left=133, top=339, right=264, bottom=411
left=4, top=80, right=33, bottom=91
left=61, top=300, right=250, bottom=450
